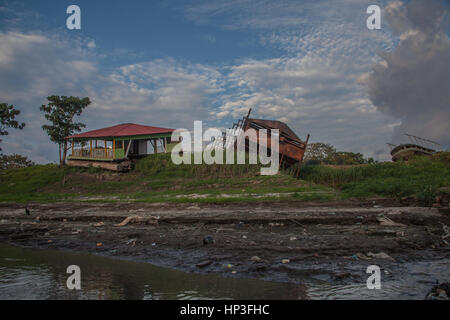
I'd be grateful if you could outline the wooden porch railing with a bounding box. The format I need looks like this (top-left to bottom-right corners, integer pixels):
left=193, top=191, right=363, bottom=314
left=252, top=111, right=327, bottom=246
left=71, top=148, right=114, bottom=159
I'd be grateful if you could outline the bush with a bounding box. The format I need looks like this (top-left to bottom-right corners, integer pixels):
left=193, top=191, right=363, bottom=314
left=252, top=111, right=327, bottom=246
left=299, top=153, right=450, bottom=204
left=0, top=154, right=35, bottom=170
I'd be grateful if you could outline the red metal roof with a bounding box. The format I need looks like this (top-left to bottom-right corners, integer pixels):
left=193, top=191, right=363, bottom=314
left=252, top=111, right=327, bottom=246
left=67, top=123, right=175, bottom=139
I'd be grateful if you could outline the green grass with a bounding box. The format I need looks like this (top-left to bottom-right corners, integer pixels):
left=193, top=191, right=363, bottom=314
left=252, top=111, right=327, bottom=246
left=134, top=152, right=264, bottom=178
left=299, top=153, right=450, bottom=205
left=0, top=152, right=335, bottom=203
left=3, top=152, right=447, bottom=205
left=0, top=164, right=64, bottom=194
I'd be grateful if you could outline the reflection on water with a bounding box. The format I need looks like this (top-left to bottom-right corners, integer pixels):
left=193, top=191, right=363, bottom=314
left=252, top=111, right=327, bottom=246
left=0, top=243, right=448, bottom=300
left=0, top=243, right=304, bottom=300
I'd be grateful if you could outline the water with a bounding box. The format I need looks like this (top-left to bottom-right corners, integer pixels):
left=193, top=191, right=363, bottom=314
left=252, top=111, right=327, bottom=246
left=0, top=243, right=304, bottom=300
left=0, top=243, right=448, bottom=300
left=306, top=259, right=450, bottom=300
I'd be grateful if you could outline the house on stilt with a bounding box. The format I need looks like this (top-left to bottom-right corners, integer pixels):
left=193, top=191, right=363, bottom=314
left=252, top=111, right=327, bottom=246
left=66, top=123, right=175, bottom=171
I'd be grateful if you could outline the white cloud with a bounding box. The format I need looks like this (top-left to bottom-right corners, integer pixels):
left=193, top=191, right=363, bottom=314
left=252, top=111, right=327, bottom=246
left=0, top=32, right=224, bottom=163
left=87, top=40, right=96, bottom=49
left=183, top=0, right=398, bottom=159
left=3, top=0, right=432, bottom=164
left=0, top=31, right=97, bottom=103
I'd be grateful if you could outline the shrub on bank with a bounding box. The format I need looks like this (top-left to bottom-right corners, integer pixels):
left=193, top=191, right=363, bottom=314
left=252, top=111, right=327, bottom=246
left=299, top=153, right=450, bottom=205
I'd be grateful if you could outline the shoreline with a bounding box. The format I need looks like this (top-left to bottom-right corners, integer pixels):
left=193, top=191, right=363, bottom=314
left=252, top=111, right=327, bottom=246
left=0, top=201, right=449, bottom=287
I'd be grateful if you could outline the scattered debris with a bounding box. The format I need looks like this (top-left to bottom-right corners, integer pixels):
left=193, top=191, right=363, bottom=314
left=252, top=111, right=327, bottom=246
left=289, top=219, right=305, bottom=228
left=269, top=222, right=284, bottom=227
left=366, top=252, right=395, bottom=261
left=426, top=282, right=450, bottom=300
left=203, top=235, right=215, bottom=245
left=355, top=253, right=371, bottom=261
left=377, top=216, right=405, bottom=227
left=196, top=260, right=212, bottom=268
left=250, top=256, right=262, bottom=263
left=126, top=238, right=137, bottom=245
left=115, top=215, right=139, bottom=226
left=114, top=215, right=158, bottom=227
left=93, top=222, right=105, bottom=227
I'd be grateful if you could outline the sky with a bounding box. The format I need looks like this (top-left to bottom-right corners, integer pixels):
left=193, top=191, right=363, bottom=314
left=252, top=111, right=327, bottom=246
left=0, top=0, right=449, bottom=163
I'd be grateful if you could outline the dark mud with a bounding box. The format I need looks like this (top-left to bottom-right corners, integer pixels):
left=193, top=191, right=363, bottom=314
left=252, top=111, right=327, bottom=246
left=0, top=200, right=449, bottom=292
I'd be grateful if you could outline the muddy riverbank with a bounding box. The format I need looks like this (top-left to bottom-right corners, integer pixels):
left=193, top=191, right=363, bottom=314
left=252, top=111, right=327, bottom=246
left=0, top=200, right=449, bottom=296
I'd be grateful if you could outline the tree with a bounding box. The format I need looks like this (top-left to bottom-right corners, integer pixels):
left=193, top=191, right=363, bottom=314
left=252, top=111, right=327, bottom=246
left=40, top=96, right=91, bottom=166
left=332, top=152, right=366, bottom=165
left=0, top=103, right=25, bottom=152
left=0, top=154, right=35, bottom=170
left=304, top=142, right=374, bottom=165
left=304, top=143, right=336, bottom=164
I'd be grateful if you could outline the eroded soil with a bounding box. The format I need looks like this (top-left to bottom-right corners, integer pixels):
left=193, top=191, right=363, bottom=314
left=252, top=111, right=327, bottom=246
left=0, top=200, right=449, bottom=287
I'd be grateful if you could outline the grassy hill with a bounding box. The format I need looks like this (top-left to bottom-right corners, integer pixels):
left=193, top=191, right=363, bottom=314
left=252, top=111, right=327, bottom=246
left=0, top=152, right=448, bottom=205
left=0, top=153, right=334, bottom=203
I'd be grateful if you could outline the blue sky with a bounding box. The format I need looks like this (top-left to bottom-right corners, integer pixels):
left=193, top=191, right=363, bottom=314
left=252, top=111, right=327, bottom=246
left=0, top=0, right=449, bottom=163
